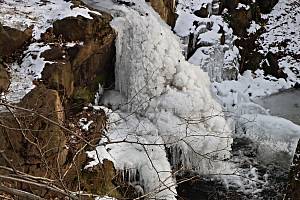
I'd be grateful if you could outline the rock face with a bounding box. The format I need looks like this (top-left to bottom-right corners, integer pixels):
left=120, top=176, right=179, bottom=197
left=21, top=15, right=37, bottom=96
left=0, top=85, right=120, bottom=198
left=0, top=85, right=66, bottom=177
left=285, top=139, right=300, bottom=200
left=147, top=0, right=177, bottom=27
left=0, top=2, right=121, bottom=198
left=41, top=13, right=116, bottom=104
left=0, top=23, right=32, bottom=57
left=219, top=0, right=291, bottom=79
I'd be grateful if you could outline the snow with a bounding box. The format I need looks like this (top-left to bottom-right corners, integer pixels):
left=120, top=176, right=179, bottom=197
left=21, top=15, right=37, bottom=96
left=5, top=43, right=51, bottom=102
left=79, top=118, right=94, bottom=131
left=84, top=0, right=233, bottom=199
left=247, top=21, right=261, bottom=34
left=236, top=3, right=250, bottom=10
left=212, top=70, right=291, bottom=111
left=259, top=0, right=300, bottom=56
left=0, top=0, right=101, bottom=39
left=95, top=196, right=116, bottom=200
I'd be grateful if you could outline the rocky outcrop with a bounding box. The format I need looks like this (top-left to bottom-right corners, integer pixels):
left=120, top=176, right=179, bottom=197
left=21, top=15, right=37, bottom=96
left=147, top=0, right=177, bottom=27
left=219, top=0, right=290, bottom=79
left=0, top=1, right=120, bottom=198
left=0, top=85, right=121, bottom=198
left=41, top=13, right=116, bottom=104
left=285, top=139, right=300, bottom=200
left=0, top=23, right=32, bottom=58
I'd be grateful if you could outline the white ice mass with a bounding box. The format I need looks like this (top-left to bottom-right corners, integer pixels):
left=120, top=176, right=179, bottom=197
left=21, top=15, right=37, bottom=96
left=85, top=0, right=233, bottom=199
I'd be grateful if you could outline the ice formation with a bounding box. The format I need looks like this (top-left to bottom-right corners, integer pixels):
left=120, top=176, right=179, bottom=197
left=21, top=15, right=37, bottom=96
left=85, top=0, right=233, bottom=199
left=174, top=0, right=240, bottom=82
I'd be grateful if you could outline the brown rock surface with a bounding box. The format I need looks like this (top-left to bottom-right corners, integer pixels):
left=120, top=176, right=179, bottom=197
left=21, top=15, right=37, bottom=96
left=0, top=63, right=10, bottom=93
left=0, top=23, right=32, bottom=57
left=50, top=13, right=116, bottom=102
left=0, top=85, right=67, bottom=178
left=42, top=61, right=74, bottom=97
left=147, top=0, right=177, bottom=27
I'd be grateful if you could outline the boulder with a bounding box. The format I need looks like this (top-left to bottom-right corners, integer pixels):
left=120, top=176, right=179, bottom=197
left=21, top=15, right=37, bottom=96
left=0, top=23, right=32, bottom=57
left=0, top=85, right=67, bottom=178
left=230, top=8, right=252, bottom=36
left=53, top=13, right=113, bottom=42
left=194, top=6, right=210, bottom=18
left=50, top=13, right=116, bottom=103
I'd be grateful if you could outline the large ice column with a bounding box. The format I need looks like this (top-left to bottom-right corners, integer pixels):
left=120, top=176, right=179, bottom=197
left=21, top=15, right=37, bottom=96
left=111, top=1, right=233, bottom=172
left=85, top=0, right=233, bottom=199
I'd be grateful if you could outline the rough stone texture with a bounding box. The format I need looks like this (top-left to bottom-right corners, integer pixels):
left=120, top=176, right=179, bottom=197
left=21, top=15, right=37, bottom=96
left=0, top=63, right=10, bottom=92
left=230, top=8, right=252, bottom=36
left=0, top=23, right=32, bottom=57
left=0, top=85, right=120, bottom=198
left=42, top=61, right=74, bottom=97
left=51, top=13, right=116, bottom=103
left=285, top=139, right=300, bottom=200
left=0, top=85, right=67, bottom=178
left=0, top=1, right=121, bottom=199
left=147, top=0, right=177, bottom=27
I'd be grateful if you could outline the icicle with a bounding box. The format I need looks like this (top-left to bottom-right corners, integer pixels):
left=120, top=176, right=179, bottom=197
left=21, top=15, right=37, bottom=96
left=94, top=83, right=104, bottom=105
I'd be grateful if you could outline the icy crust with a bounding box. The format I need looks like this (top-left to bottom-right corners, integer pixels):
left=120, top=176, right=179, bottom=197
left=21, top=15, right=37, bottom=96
left=5, top=43, right=51, bottom=102
left=84, top=0, right=233, bottom=199
left=0, top=0, right=101, bottom=39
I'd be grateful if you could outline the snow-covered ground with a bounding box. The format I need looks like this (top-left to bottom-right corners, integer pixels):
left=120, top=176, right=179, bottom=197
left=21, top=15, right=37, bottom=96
left=0, top=0, right=100, bottom=39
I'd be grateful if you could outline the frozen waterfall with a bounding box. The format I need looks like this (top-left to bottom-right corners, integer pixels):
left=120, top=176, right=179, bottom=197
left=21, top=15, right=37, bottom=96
left=84, top=0, right=233, bottom=199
